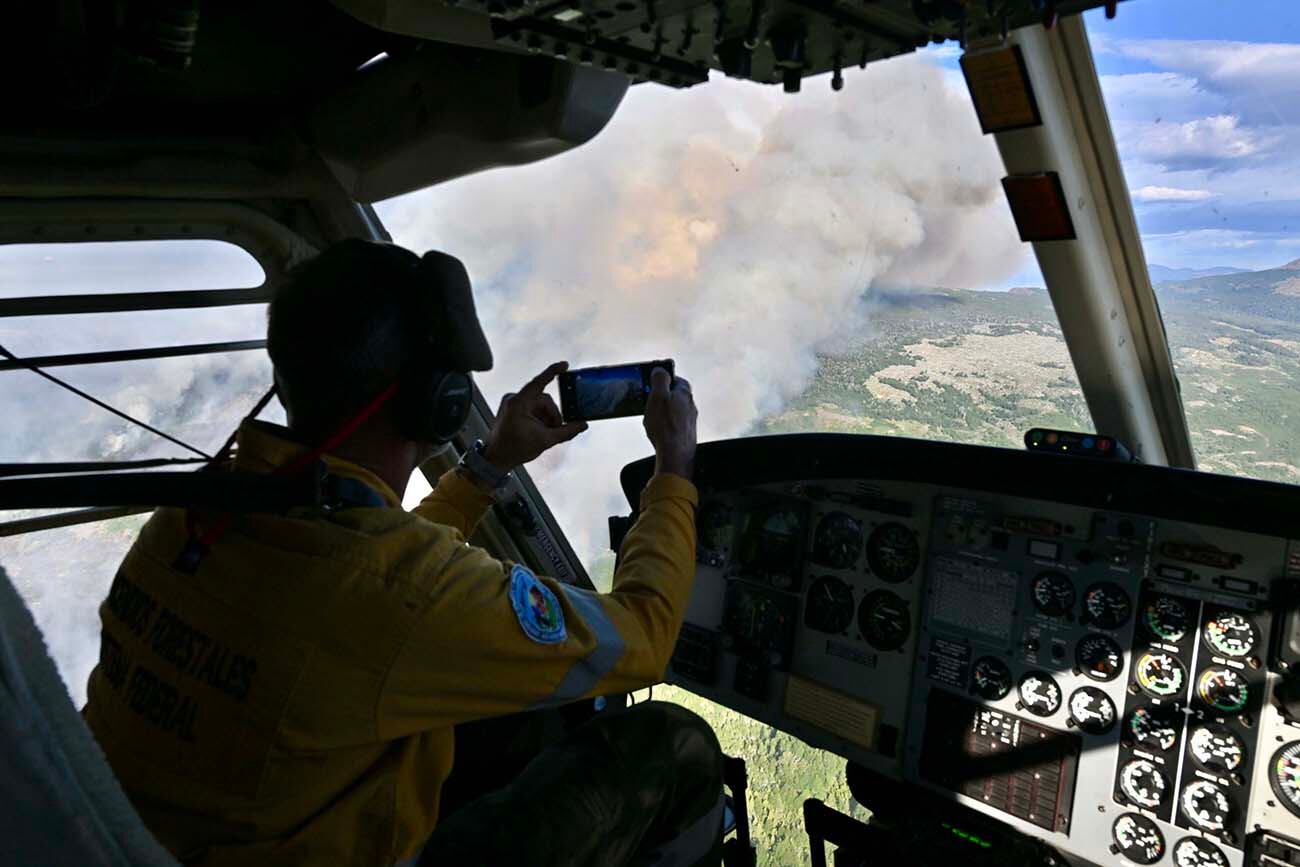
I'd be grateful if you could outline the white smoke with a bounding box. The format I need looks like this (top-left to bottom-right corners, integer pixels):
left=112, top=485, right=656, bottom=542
left=381, top=54, right=1028, bottom=560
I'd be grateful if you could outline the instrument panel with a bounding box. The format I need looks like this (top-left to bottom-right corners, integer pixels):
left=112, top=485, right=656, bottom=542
left=619, top=435, right=1300, bottom=867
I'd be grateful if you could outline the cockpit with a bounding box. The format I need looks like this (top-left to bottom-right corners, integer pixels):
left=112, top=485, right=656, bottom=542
left=2, top=1, right=1300, bottom=865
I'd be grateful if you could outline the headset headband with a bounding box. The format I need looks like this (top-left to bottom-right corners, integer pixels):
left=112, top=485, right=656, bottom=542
left=413, top=250, right=493, bottom=373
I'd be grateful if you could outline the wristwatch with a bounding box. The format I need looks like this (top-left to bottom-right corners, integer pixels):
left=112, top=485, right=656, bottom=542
left=458, top=439, right=514, bottom=494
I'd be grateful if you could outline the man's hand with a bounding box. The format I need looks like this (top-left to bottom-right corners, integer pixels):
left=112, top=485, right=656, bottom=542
left=481, top=362, right=588, bottom=470
left=643, top=367, right=697, bottom=480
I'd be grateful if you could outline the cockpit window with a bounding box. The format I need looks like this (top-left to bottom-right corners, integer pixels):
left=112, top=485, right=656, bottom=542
left=380, top=50, right=1094, bottom=561
left=0, top=240, right=278, bottom=704
left=0, top=239, right=265, bottom=295
left=1084, top=2, right=1300, bottom=483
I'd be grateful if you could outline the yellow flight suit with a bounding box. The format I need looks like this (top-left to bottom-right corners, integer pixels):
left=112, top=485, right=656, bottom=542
left=83, top=420, right=698, bottom=866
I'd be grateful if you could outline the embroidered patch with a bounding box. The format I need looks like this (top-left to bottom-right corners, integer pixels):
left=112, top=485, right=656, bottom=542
left=509, top=564, right=566, bottom=645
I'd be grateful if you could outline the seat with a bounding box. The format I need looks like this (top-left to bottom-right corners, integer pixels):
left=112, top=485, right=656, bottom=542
left=0, top=563, right=178, bottom=866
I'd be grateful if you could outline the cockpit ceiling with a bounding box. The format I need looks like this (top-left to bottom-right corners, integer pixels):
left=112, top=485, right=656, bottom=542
left=0, top=0, right=1124, bottom=201
left=5, top=0, right=1123, bottom=128
left=333, top=0, right=1125, bottom=91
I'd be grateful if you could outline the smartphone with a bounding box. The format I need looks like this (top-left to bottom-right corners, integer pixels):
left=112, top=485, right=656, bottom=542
left=558, top=359, right=675, bottom=422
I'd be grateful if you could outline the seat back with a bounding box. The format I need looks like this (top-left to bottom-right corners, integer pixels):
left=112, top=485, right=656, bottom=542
left=0, top=563, right=179, bottom=866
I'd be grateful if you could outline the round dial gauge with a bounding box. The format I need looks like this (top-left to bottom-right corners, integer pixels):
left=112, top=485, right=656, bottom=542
left=811, top=512, right=862, bottom=570
left=724, top=590, right=785, bottom=647
left=1128, top=706, right=1180, bottom=752
left=1145, top=594, right=1192, bottom=642
left=1136, top=651, right=1187, bottom=698
left=804, top=576, right=855, bottom=634
left=971, top=656, right=1013, bottom=701
left=1204, top=612, right=1257, bottom=659
left=1271, top=741, right=1300, bottom=818
left=1083, top=581, right=1132, bottom=629
left=1119, top=758, right=1169, bottom=808
left=1189, top=726, right=1245, bottom=774
left=1031, top=571, right=1075, bottom=617
left=1172, top=837, right=1229, bottom=867
left=1196, top=667, right=1249, bottom=715
left=1112, top=813, right=1165, bottom=865
left=865, top=523, right=920, bottom=584
left=1018, top=671, right=1062, bottom=717
left=1069, top=686, right=1116, bottom=734
left=858, top=589, right=910, bottom=651
left=1076, top=633, right=1124, bottom=681
left=1180, top=780, right=1232, bottom=832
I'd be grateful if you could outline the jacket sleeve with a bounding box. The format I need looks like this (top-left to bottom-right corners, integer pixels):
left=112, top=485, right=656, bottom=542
left=378, top=473, right=698, bottom=735
left=410, top=467, right=495, bottom=541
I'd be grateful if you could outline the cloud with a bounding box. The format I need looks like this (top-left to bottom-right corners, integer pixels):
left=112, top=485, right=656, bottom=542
left=1101, top=39, right=1300, bottom=126
left=1128, top=114, right=1274, bottom=169
left=380, top=56, right=1029, bottom=557
left=1132, top=186, right=1215, bottom=202
left=1097, top=71, right=1226, bottom=124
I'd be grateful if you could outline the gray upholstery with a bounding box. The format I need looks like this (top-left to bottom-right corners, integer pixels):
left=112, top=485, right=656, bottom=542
left=0, top=563, right=179, bottom=866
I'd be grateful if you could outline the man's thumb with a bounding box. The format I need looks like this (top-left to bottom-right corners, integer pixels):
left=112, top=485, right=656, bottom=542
left=649, top=367, right=672, bottom=396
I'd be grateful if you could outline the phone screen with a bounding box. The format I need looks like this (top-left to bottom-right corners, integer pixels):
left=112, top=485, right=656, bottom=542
left=559, top=359, right=674, bottom=422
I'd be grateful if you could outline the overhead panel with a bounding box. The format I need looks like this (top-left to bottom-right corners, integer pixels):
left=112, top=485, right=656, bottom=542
left=334, top=0, right=1131, bottom=92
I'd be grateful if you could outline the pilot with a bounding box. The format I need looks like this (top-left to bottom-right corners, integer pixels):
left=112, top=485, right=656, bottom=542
left=82, top=239, right=724, bottom=866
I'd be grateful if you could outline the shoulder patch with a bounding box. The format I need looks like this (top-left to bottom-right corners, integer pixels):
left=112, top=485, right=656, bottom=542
left=508, top=564, right=566, bottom=645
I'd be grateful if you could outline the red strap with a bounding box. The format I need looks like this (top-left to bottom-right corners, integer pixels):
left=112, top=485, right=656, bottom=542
left=190, top=381, right=402, bottom=551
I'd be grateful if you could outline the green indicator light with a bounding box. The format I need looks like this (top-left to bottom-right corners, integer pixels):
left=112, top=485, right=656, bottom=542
left=946, top=825, right=994, bottom=849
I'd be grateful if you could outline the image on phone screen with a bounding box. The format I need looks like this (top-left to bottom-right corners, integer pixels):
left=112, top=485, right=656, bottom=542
left=560, top=360, right=673, bottom=422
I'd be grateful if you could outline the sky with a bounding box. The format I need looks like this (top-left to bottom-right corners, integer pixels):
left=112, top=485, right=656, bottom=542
left=1080, top=0, right=1300, bottom=272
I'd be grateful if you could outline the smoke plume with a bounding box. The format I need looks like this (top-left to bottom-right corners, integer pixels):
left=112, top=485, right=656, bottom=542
left=380, top=55, right=1028, bottom=560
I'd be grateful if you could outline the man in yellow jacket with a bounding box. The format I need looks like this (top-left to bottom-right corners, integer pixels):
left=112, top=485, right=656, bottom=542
left=83, top=240, right=721, bottom=866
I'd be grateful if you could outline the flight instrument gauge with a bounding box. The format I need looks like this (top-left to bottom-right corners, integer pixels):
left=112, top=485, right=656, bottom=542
left=724, top=586, right=788, bottom=649
left=1203, top=612, right=1257, bottom=659
left=811, top=512, right=862, bottom=570
left=1189, top=726, right=1245, bottom=774
left=696, top=502, right=735, bottom=564
left=1136, top=651, right=1187, bottom=699
left=1128, top=706, right=1180, bottom=752
left=971, top=656, right=1012, bottom=700
left=804, top=576, right=855, bottom=634
left=1145, top=594, right=1192, bottom=642
left=1068, top=686, right=1116, bottom=734
left=1270, top=741, right=1300, bottom=818
left=1112, top=813, right=1165, bottom=865
left=1030, top=571, right=1075, bottom=617
left=858, top=590, right=910, bottom=651
left=865, top=523, right=920, bottom=583
left=1018, top=671, right=1062, bottom=717
left=1196, top=667, right=1249, bottom=715
left=1076, top=633, right=1124, bottom=681
left=1083, top=581, right=1132, bottom=629
left=1172, top=837, right=1229, bottom=867
left=1180, top=780, right=1232, bottom=833
left=1119, top=758, right=1169, bottom=808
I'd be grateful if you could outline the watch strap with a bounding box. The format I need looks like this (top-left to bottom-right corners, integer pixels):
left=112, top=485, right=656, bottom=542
left=459, top=439, right=513, bottom=491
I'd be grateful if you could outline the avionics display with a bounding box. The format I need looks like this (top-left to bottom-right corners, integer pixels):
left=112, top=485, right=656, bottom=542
left=919, top=689, right=1079, bottom=833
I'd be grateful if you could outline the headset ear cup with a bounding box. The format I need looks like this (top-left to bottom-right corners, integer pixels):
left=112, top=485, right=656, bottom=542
left=397, top=370, right=473, bottom=444
left=430, top=372, right=474, bottom=443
